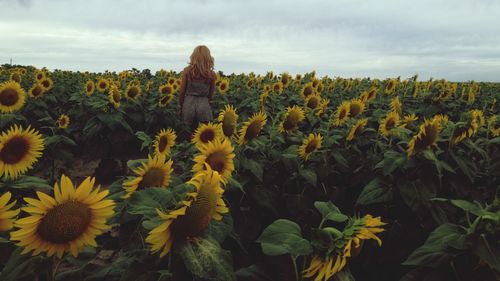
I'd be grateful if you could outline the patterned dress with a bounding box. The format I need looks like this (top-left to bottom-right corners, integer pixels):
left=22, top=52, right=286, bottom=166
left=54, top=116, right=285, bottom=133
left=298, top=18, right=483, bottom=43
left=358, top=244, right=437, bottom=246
left=179, top=71, right=216, bottom=132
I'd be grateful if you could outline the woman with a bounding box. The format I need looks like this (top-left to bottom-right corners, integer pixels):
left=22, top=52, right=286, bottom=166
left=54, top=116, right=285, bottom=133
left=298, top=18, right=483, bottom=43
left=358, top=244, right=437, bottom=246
left=178, top=45, right=217, bottom=137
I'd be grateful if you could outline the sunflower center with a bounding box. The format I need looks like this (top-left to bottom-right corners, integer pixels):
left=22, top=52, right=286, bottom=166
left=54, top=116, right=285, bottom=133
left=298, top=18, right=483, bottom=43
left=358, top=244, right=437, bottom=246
left=87, top=84, right=93, bottom=92
left=42, top=80, right=51, bottom=88
left=200, top=129, right=215, bottom=143
left=32, top=86, right=43, bottom=97
left=128, top=88, right=138, bottom=98
left=205, top=151, right=227, bottom=174
left=304, top=141, right=318, bottom=154
left=139, top=167, right=166, bottom=188
left=37, top=74, right=44, bottom=80
left=0, top=88, right=19, bottom=106
left=37, top=201, right=92, bottom=244
left=385, top=119, right=396, bottom=130
left=220, top=84, right=227, bottom=90
left=283, top=117, right=297, bottom=131
left=222, top=119, right=236, bottom=137
left=171, top=183, right=218, bottom=239
left=304, top=86, right=313, bottom=97
left=0, top=136, right=29, bottom=164
left=244, top=122, right=261, bottom=140
left=99, top=82, right=107, bottom=89
left=158, top=136, right=168, bottom=152
left=307, top=98, right=319, bottom=109
left=339, top=109, right=347, bottom=120
left=350, top=105, right=361, bottom=117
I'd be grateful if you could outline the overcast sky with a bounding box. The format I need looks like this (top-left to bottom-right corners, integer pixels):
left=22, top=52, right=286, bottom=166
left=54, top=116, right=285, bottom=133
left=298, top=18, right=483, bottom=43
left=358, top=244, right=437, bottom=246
left=1, top=0, right=499, bottom=81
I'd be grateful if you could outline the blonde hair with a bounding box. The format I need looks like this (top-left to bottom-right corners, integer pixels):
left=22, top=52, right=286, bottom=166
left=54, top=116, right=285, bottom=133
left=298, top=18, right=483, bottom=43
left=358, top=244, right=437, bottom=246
left=187, top=45, right=214, bottom=79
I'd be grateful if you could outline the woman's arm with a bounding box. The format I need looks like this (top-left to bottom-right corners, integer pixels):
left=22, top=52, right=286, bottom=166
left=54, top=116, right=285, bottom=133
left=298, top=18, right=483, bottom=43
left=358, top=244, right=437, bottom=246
left=207, top=72, right=216, bottom=99
left=178, top=70, right=188, bottom=112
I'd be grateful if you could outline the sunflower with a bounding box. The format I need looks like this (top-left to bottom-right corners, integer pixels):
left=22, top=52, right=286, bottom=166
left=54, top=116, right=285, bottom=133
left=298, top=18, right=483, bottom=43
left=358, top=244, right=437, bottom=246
left=332, top=102, right=350, bottom=127
left=10, top=175, right=115, bottom=258
left=312, top=79, right=320, bottom=89
left=125, top=84, right=142, bottom=100
left=407, top=118, right=442, bottom=156
left=217, top=79, right=229, bottom=94
left=192, top=122, right=223, bottom=149
left=158, top=94, right=174, bottom=107
left=10, top=72, right=22, bottom=83
left=238, top=111, right=267, bottom=144
left=167, top=77, right=176, bottom=85
left=349, top=99, right=365, bottom=118
left=298, top=133, right=323, bottom=160
left=108, top=85, right=121, bottom=109
left=489, top=116, right=500, bottom=137
left=385, top=79, right=397, bottom=95
left=0, top=80, right=26, bottom=113
left=280, top=72, right=292, bottom=87
left=193, top=138, right=235, bottom=182
left=278, top=106, right=305, bottom=133
left=0, top=125, right=44, bottom=179
left=304, top=215, right=385, bottom=281
left=218, top=105, right=239, bottom=137
left=0, top=192, right=20, bottom=232
left=40, top=78, right=54, bottom=91
left=301, top=82, right=315, bottom=98
left=154, top=128, right=176, bottom=157
left=96, top=78, right=109, bottom=93
left=122, top=154, right=173, bottom=199
left=246, top=78, right=255, bottom=89
left=315, top=99, right=330, bottom=117
left=159, top=84, right=174, bottom=96
left=84, top=80, right=95, bottom=96
left=346, top=119, right=368, bottom=141
left=263, top=84, right=271, bottom=93
left=379, top=111, right=400, bottom=137
left=34, top=71, right=46, bottom=82
left=305, top=94, right=322, bottom=110
left=400, top=113, right=418, bottom=128
left=145, top=166, right=228, bottom=257
left=56, top=114, right=70, bottom=129
left=390, top=96, right=402, bottom=115
left=272, top=81, right=284, bottom=95
left=366, top=87, right=378, bottom=101
left=470, top=109, right=485, bottom=127
left=359, top=91, right=369, bottom=102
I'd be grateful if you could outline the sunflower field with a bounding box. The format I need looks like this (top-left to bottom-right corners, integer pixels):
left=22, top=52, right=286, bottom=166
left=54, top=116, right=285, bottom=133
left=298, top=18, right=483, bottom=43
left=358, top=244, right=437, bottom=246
left=0, top=65, right=499, bottom=281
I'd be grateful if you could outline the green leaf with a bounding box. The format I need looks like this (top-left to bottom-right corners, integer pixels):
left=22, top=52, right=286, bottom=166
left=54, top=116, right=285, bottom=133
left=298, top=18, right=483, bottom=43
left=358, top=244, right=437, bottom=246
left=299, top=169, right=317, bottom=186
left=243, top=159, right=264, bottom=181
left=177, top=237, right=236, bottom=281
left=314, top=201, right=348, bottom=222
left=383, top=150, right=406, bottom=175
left=127, top=188, right=177, bottom=219
left=235, top=264, right=274, bottom=281
left=472, top=234, right=500, bottom=272
left=126, top=159, right=147, bottom=171
left=0, top=248, right=46, bottom=281
left=356, top=178, right=393, bottom=205
left=403, top=223, right=466, bottom=267
left=135, top=131, right=152, bottom=151
left=0, top=175, right=52, bottom=191
left=257, top=219, right=312, bottom=256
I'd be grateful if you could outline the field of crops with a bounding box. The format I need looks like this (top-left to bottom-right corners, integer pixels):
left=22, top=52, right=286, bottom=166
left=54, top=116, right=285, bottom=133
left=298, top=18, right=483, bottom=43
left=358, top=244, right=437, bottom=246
left=0, top=65, right=499, bottom=281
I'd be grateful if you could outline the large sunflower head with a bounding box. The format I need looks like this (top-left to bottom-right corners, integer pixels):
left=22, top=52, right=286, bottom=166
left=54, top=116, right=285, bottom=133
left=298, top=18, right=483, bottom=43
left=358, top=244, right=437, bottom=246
left=0, top=80, right=26, bottom=113
left=84, top=80, right=95, bottom=96
left=218, top=79, right=230, bottom=94
left=332, top=101, right=350, bottom=127
left=108, top=85, right=121, bottom=109
left=305, top=94, right=322, bottom=111
left=279, top=106, right=305, bottom=133
left=56, top=114, right=70, bottom=129
left=390, top=96, right=402, bottom=115
left=122, top=154, right=174, bottom=199
left=193, top=138, right=235, bottom=182
left=145, top=166, right=228, bottom=257
left=27, top=83, right=45, bottom=99
left=35, top=71, right=46, bottom=82
left=300, top=82, right=315, bottom=99
left=10, top=175, right=115, bottom=258
left=218, top=105, right=239, bottom=137
left=0, top=125, right=44, bottom=179
left=40, top=78, right=54, bottom=91
left=349, top=99, right=365, bottom=118
left=238, top=111, right=267, bottom=145
left=298, top=133, right=323, bottom=160
left=379, top=111, right=400, bottom=137
left=125, top=84, right=142, bottom=100
left=192, top=122, right=224, bottom=149
left=154, top=128, right=177, bottom=157
left=0, top=192, right=20, bottom=232
left=346, top=119, right=368, bottom=141
left=96, top=78, right=109, bottom=93
left=407, top=118, right=442, bottom=156
left=272, top=81, right=284, bottom=94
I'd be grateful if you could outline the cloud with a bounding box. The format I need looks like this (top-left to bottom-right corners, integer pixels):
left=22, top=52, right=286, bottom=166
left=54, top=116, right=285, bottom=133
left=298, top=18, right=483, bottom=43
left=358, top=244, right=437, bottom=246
left=1, top=0, right=499, bottom=81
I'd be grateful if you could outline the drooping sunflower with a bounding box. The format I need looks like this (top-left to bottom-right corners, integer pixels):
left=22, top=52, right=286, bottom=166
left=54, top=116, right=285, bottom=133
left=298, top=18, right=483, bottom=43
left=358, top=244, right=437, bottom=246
left=489, top=116, right=500, bottom=137
left=56, top=114, right=70, bottom=129
left=145, top=166, right=228, bottom=257
left=159, top=84, right=174, bottom=96
left=192, top=122, right=223, bottom=149
left=346, top=119, right=368, bottom=141
left=407, top=118, right=442, bottom=156
left=300, top=82, right=315, bottom=99
left=108, top=85, right=121, bottom=109
left=154, top=128, right=177, bottom=157
left=304, top=215, right=385, bottom=281
left=218, top=104, right=239, bottom=137
left=0, top=192, right=20, bottom=232
left=84, top=80, right=95, bottom=96
left=125, top=84, right=142, bottom=100
left=40, top=78, right=54, bottom=91
left=305, top=94, right=322, bottom=111
left=238, top=111, right=267, bottom=145
left=278, top=106, right=305, bottom=133
left=193, top=138, right=235, bottom=182
left=0, top=80, right=26, bottom=113
left=385, top=79, right=397, bottom=95
left=366, top=87, right=378, bottom=101
left=400, top=113, right=418, bottom=128
left=158, top=93, right=174, bottom=107
left=122, top=154, right=174, bottom=199
left=96, top=78, right=109, bottom=93
left=298, top=133, right=323, bottom=160
left=348, top=99, right=365, bottom=118
left=379, top=111, right=400, bottom=137
left=272, top=81, right=284, bottom=95
left=0, top=125, right=45, bottom=179
left=10, top=175, right=115, bottom=258
left=390, top=96, right=402, bottom=115
left=332, top=102, right=350, bottom=127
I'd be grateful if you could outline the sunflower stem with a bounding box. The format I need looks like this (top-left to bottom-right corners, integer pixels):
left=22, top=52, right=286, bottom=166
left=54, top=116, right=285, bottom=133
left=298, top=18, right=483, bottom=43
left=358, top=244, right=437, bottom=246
left=51, top=256, right=62, bottom=281
left=291, top=255, right=299, bottom=281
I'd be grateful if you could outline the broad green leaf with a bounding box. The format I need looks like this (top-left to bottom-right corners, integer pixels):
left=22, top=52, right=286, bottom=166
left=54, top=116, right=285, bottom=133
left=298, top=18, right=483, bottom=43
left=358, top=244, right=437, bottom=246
left=314, top=201, right=348, bottom=222
left=356, top=178, right=393, bottom=205
left=258, top=219, right=312, bottom=256
left=300, top=169, right=317, bottom=186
